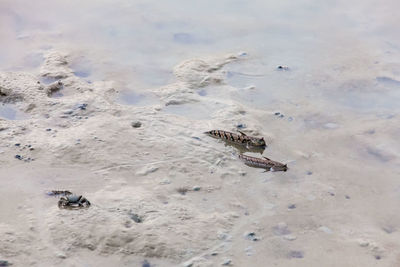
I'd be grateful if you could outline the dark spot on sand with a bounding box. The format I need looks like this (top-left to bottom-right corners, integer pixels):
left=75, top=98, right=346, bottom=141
left=15, top=155, right=22, bottom=160
left=288, top=250, right=304, bottom=258
left=288, top=204, right=296, bottom=209
left=177, top=187, right=188, bottom=195
left=142, top=260, right=151, bottom=267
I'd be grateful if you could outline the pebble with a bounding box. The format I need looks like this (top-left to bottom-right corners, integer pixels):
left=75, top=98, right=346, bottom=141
left=358, top=240, right=369, bottom=247
left=306, top=171, right=313, bottom=175
left=244, top=232, right=260, bottom=241
left=221, top=259, right=232, bottom=265
left=131, top=121, right=142, bottom=128
left=15, top=154, right=22, bottom=160
left=345, top=195, right=351, bottom=199
left=236, top=123, right=246, bottom=129
left=77, top=103, right=88, bottom=110
left=46, top=128, right=52, bottom=131
left=129, top=212, right=142, bottom=223
left=288, top=204, right=296, bottom=209
left=56, top=252, right=67, bottom=259
left=192, top=186, right=201, bottom=191
left=14, top=143, right=20, bottom=146
left=277, top=65, right=290, bottom=71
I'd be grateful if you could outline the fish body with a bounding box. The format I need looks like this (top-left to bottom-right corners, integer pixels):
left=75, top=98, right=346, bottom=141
left=205, top=130, right=266, bottom=148
left=239, top=154, right=287, bottom=172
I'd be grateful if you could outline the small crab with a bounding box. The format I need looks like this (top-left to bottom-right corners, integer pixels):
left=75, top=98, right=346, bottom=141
left=58, top=195, right=91, bottom=209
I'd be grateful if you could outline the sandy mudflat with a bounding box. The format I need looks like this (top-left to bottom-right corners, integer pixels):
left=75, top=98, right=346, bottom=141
left=0, top=50, right=400, bottom=267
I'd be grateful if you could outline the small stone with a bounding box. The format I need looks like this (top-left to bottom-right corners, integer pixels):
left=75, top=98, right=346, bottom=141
left=345, top=195, right=351, bottom=199
left=375, top=255, right=381, bottom=260
left=15, top=155, right=22, bottom=160
left=358, top=240, right=369, bottom=247
left=236, top=123, right=246, bottom=129
left=77, top=103, right=87, bottom=110
left=56, top=252, right=67, bottom=259
left=221, top=259, right=232, bottom=265
left=306, top=171, right=313, bottom=175
left=131, top=121, right=142, bottom=128
left=128, top=212, right=142, bottom=223
left=14, top=143, right=20, bottom=147
left=192, top=186, right=201, bottom=191
left=279, top=114, right=284, bottom=118
left=244, top=232, right=260, bottom=241
left=211, top=252, right=218, bottom=256
left=288, top=204, right=296, bottom=209
left=274, top=112, right=280, bottom=116
left=277, top=65, right=289, bottom=71
left=46, top=128, right=52, bottom=131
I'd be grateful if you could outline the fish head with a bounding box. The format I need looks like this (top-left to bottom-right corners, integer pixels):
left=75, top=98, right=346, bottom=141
left=249, top=137, right=266, bottom=147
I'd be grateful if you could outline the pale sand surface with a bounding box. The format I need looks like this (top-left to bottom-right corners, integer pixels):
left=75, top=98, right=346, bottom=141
left=1, top=1, right=400, bottom=266
left=0, top=51, right=399, bottom=266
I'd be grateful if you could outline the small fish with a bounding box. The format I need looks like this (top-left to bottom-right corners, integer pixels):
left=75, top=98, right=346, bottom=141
left=239, top=154, right=287, bottom=172
left=205, top=130, right=266, bottom=148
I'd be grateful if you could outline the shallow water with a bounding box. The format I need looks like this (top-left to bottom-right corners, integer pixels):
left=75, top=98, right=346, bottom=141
left=0, top=104, right=27, bottom=120
left=1, top=0, right=400, bottom=266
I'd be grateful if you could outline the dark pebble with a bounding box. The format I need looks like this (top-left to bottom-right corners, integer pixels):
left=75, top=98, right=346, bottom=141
left=274, top=112, right=280, bottom=116
left=288, top=204, right=296, bottom=209
left=142, top=259, right=151, bottom=267
left=129, top=212, right=142, bottom=223
left=236, top=123, right=246, bottom=129
left=191, top=136, right=201, bottom=141
left=279, top=114, right=284, bottom=118
left=288, top=250, right=304, bottom=258
left=77, top=103, right=88, bottom=110
left=245, top=232, right=260, bottom=241
left=15, top=155, right=22, bottom=160
left=14, top=143, right=20, bottom=147
left=131, top=121, right=142, bottom=128
left=46, top=128, right=51, bottom=131
left=277, top=65, right=290, bottom=71
left=375, top=255, right=381, bottom=260
left=345, top=195, right=350, bottom=199
left=306, top=171, right=313, bottom=175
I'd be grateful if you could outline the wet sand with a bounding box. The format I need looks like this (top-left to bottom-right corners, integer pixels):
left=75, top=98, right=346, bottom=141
left=1, top=0, right=400, bottom=266
left=0, top=51, right=399, bottom=266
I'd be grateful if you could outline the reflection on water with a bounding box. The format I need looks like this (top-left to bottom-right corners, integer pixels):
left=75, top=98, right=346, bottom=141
left=117, top=90, right=159, bottom=106
left=0, top=104, right=27, bottom=120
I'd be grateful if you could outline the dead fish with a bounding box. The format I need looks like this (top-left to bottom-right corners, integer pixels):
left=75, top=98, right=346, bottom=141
left=239, top=154, right=287, bottom=172
left=205, top=130, right=266, bottom=148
